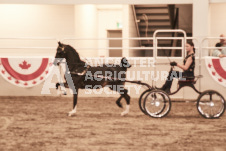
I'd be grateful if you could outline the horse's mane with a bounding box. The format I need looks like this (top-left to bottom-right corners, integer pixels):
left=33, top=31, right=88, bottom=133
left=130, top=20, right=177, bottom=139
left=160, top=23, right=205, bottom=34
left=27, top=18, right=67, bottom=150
left=65, top=44, right=81, bottom=62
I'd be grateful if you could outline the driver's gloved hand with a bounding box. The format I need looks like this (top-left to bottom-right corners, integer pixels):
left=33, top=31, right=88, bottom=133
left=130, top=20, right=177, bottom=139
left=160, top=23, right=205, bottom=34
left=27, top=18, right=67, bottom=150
left=170, top=61, right=177, bottom=66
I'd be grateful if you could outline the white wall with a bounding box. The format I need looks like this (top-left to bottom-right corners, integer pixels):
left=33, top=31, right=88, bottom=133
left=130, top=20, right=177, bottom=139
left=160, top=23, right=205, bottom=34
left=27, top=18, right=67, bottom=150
left=64, top=5, right=123, bottom=58
left=127, top=5, right=140, bottom=57
left=193, top=0, right=209, bottom=56
left=97, top=5, right=123, bottom=57
left=121, top=5, right=140, bottom=57
left=0, top=4, right=126, bottom=97
left=0, top=0, right=194, bottom=5
left=73, top=5, right=98, bottom=58
left=0, top=4, right=75, bottom=56
left=0, top=4, right=75, bottom=38
left=0, top=4, right=74, bottom=96
left=209, top=3, right=226, bottom=43
left=0, top=3, right=226, bottom=100
left=204, top=3, right=226, bottom=55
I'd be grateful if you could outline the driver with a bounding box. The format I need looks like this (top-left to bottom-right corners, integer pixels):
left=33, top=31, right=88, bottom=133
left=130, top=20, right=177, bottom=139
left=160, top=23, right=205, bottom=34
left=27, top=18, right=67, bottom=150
left=160, top=41, right=195, bottom=94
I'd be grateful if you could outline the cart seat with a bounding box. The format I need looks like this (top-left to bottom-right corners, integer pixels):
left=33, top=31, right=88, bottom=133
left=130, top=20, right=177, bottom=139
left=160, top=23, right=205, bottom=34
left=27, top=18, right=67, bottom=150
left=178, top=75, right=203, bottom=85
left=179, top=78, right=195, bottom=84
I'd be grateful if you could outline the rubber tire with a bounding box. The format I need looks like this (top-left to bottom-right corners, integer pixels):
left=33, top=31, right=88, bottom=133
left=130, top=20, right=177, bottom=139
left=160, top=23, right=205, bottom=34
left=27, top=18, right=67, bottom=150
left=197, top=90, right=225, bottom=119
left=144, top=90, right=171, bottom=118
left=138, top=89, right=152, bottom=115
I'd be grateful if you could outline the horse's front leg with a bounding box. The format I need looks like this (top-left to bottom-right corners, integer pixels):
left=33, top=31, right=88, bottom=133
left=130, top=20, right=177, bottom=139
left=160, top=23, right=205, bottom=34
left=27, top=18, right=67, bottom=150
left=111, top=86, right=130, bottom=116
left=68, top=88, right=78, bottom=116
left=56, top=82, right=68, bottom=95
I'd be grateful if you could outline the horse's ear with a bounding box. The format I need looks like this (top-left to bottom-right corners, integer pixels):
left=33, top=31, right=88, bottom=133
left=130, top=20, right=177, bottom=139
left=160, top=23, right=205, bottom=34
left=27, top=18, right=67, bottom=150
left=58, top=41, right=62, bottom=47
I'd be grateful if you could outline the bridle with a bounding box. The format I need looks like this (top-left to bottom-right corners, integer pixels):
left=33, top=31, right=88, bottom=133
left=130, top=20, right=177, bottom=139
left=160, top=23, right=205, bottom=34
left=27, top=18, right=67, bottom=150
left=57, top=45, right=66, bottom=54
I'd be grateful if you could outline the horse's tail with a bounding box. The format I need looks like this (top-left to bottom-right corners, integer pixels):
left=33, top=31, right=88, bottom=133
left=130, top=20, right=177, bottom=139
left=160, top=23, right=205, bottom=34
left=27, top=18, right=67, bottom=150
left=120, top=57, right=131, bottom=68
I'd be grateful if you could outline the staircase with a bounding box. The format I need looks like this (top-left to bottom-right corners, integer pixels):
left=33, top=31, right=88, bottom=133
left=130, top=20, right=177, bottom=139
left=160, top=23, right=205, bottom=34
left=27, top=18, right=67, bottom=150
left=134, top=4, right=179, bottom=56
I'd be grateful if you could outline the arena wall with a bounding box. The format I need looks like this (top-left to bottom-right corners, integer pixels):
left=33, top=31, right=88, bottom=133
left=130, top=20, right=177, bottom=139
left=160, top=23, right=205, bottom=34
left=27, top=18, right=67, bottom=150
left=0, top=5, right=75, bottom=38
left=0, top=56, right=225, bottom=100
left=0, top=3, right=226, bottom=100
left=209, top=3, right=226, bottom=38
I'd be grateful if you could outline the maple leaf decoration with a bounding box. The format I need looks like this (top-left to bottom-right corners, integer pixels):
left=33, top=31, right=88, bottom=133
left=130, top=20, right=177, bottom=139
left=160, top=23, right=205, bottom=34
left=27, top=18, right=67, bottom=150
left=19, top=60, right=31, bottom=70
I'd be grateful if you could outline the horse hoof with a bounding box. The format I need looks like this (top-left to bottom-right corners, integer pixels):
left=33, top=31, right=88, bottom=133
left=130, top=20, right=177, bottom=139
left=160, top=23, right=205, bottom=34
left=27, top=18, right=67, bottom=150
left=121, top=112, right=128, bottom=116
left=68, top=113, right=74, bottom=117
left=116, top=101, right=123, bottom=108
left=68, top=111, right=76, bottom=117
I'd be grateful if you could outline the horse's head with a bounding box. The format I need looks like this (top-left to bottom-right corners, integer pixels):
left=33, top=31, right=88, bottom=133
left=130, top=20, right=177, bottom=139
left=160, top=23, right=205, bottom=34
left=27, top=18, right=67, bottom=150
left=54, top=41, right=82, bottom=66
left=53, top=42, right=67, bottom=65
left=120, top=57, right=131, bottom=68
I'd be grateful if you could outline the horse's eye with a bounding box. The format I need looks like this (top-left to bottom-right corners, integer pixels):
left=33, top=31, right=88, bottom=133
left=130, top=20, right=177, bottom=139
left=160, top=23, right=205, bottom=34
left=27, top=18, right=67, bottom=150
left=57, top=50, right=61, bottom=54
left=57, top=48, right=63, bottom=54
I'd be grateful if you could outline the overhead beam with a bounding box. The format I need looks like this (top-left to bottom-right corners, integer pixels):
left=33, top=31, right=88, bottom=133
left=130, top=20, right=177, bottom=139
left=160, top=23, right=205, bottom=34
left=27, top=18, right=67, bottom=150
left=209, top=0, right=226, bottom=3
left=0, top=0, right=193, bottom=5
left=1, top=0, right=225, bottom=5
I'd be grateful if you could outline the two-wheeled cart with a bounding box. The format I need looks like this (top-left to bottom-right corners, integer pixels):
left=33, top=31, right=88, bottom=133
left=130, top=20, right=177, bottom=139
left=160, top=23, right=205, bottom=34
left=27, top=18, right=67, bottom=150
left=137, top=29, right=225, bottom=119
left=138, top=66, right=225, bottom=119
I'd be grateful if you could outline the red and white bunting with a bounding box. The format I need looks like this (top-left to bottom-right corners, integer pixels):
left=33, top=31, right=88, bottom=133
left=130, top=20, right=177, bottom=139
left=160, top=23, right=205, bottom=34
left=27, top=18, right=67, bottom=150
left=0, top=57, right=54, bottom=87
left=205, top=57, right=226, bottom=88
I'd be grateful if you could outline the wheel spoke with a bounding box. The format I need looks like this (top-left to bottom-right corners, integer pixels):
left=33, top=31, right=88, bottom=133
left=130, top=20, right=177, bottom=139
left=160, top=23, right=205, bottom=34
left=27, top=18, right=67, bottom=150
left=197, top=90, right=225, bottom=119
left=144, top=90, right=171, bottom=118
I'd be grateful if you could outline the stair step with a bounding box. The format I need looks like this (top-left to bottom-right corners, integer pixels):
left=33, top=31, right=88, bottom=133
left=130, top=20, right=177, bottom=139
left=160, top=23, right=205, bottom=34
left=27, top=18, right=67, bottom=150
left=140, top=33, right=173, bottom=37
left=139, top=25, right=171, bottom=31
left=139, top=27, right=173, bottom=32
left=136, top=9, right=168, bottom=14
left=135, top=7, right=168, bottom=10
left=178, top=32, right=192, bottom=37
left=136, top=13, right=169, bottom=16
left=135, top=5, right=168, bottom=8
left=138, top=22, right=171, bottom=26
left=141, top=40, right=171, bottom=45
left=133, top=4, right=186, bottom=48
left=137, top=15, right=169, bottom=20
left=143, top=32, right=192, bottom=37
left=140, top=33, right=177, bottom=38
left=139, top=19, right=170, bottom=22
left=140, top=43, right=172, bottom=47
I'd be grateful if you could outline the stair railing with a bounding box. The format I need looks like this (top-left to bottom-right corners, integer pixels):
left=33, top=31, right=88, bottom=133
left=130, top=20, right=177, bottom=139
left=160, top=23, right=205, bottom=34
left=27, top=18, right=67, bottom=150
left=168, top=6, right=179, bottom=56
left=142, top=14, right=149, bottom=44
left=131, top=5, right=142, bottom=46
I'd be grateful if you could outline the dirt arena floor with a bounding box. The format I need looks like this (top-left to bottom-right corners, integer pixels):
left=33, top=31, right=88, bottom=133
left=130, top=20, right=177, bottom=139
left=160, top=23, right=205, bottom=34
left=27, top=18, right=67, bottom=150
left=0, top=96, right=226, bottom=151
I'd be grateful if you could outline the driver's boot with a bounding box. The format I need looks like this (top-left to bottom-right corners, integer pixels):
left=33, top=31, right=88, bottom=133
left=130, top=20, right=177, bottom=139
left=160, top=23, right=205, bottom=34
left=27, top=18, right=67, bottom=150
left=160, top=80, right=172, bottom=94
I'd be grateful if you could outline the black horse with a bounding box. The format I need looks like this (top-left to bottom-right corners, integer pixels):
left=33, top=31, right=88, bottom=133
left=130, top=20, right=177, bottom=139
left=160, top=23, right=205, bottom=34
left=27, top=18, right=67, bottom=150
left=54, top=42, right=131, bottom=116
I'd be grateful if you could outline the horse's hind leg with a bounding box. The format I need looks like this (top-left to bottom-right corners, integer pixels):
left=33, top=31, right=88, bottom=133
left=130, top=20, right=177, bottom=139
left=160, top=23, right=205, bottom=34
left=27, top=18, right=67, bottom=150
left=68, top=88, right=78, bottom=117
left=116, top=95, right=123, bottom=108
left=119, top=89, right=131, bottom=116
left=121, top=89, right=130, bottom=116
left=111, top=86, right=130, bottom=116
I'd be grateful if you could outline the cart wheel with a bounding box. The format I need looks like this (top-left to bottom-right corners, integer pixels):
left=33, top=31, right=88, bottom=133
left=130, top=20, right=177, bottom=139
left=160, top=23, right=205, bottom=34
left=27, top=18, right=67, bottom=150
left=197, top=90, right=225, bottom=119
left=144, top=90, right=171, bottom=118
left=138, top=89, right=152, bottom=114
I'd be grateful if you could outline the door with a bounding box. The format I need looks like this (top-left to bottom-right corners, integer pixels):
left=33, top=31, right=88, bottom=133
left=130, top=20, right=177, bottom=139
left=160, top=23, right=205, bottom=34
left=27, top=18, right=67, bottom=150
left=107, top=30, right=122, bottom=57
